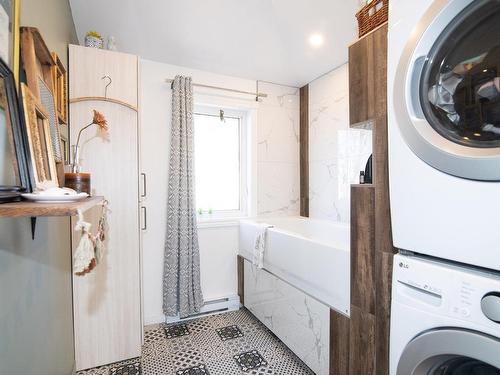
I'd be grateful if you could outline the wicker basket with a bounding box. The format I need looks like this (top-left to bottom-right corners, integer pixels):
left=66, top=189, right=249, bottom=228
left=355, top=0, right=389, bottom=38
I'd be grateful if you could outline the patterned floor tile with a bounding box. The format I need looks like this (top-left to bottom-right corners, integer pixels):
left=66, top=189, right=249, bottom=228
left=76, top=365, right=110, bottom=375
left=258, top=341, right=290, bottom=366
left=244, top=328, right=275, bottom=350
left=164, top=335, right=196, bottom=354
left=185, top=317, right=213, bottom=334
left=175, top=364, right=210, bottom=375
left=76, top=308, right=314, bottom=375
left=244, top=366, right=276, bottom=375
left=142, top=353, right=174, bottom=375
left=191, top=330, right=230, bottom=362
left=165, top=323, right=190, bottom=339
left=172, top=349, right=204, bottom=371
left=216, top=325, right=244, bottom=341
left=223, top=335, right=254, bottom=356
left=272, top=355, right=314, bottom=375
left=234, top=350, right=268, bottom=372
left=206, top=358, right=243, bottom=375
left=109, top=360, right=141, bottom=375
left=144, top=327, right=166, bottom=345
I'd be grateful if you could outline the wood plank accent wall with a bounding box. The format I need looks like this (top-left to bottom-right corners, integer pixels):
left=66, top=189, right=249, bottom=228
left=299, top=85, right=309, bottom=217
left=348, top=23, right=395, bottom=375
left=330, top=310, right=350, bottom=375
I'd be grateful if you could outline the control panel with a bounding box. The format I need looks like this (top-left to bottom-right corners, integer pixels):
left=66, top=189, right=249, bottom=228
left=393, top=254, right=500, bottom=326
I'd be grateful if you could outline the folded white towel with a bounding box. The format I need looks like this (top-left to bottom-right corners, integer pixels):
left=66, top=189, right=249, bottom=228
left=252, top=223, right=272, bottom=269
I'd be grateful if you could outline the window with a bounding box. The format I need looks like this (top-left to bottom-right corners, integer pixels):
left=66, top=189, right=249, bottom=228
left=194, top=106, right=247, bottom=219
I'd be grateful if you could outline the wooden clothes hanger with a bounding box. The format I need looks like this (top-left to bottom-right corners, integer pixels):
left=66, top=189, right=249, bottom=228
left=69, top=75, right=138, bottom=112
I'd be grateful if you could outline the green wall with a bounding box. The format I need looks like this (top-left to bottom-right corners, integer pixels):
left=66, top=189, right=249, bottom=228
left=0, top=1, right=77, bottom=374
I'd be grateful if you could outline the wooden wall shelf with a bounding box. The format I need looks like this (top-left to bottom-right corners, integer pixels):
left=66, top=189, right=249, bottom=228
left=0, top=196, right=104, bottom=218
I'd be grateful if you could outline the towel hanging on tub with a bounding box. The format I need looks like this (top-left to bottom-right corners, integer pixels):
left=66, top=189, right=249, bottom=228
left=252, top=223, right=273, bottom=269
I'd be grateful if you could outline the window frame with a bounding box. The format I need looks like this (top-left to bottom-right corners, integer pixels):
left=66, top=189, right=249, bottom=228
left=193, top=104, right=249, bottom=221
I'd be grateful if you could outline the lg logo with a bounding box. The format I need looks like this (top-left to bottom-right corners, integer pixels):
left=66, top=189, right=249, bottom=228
left=399, top=262, right=409, bottom=269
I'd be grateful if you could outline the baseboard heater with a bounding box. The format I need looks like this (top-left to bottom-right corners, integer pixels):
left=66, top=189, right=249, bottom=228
left=166, top=295, right=240, bottom=324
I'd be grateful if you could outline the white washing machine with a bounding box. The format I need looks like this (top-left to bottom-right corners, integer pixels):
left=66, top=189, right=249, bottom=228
left=390, top=253, right=500, bottom=375
left=388, top=0, right=500, bottom=270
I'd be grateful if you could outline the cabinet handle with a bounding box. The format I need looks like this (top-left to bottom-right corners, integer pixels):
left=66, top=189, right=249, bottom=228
left=141, top=173, right=147, bottom=197
left=141, top=206, right=147, bottom=230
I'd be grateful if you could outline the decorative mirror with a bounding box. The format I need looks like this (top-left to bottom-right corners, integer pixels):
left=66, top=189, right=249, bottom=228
left=20, top=82, right=58, bottom=190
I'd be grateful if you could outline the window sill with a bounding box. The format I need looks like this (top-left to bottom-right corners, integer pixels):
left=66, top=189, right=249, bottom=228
left=197, top=217, right=247, bottom=229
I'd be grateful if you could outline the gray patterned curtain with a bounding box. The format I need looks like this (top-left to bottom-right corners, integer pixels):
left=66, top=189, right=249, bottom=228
left=163, top=76, right=204, bottom=318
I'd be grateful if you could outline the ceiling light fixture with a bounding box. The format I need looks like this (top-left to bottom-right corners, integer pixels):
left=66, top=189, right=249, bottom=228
left=309, top=33, right=324, bottom=48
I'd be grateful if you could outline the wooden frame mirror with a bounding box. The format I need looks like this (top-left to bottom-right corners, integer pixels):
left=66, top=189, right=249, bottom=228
left=20, top=83, right=58, bottom=189
left=20, top=27, right=64, bottom=182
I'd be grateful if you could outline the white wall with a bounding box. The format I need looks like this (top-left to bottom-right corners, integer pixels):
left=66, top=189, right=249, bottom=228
left=140, top=59, right=299, bottom=325
left=308, top=64, right=372, bottom=222
left=257, top=82, right=300, bottom=216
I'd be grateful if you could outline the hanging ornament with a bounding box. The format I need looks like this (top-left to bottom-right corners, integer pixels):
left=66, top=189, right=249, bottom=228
left=73, top=209, right=96, bottom=275
left=94, top=200, right=109, bottom=264
left=73, top=200, right=109, bottom=276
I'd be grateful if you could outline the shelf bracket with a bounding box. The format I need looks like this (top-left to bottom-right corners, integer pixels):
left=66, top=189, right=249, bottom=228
left=30, top=217, right=37, bottom=240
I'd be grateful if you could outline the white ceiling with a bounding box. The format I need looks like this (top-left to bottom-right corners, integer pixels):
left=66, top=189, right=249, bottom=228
left=69, top=0, right=359, bottom=87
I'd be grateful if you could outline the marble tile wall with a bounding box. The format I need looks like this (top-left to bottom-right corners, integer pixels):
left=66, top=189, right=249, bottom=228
left=257, top=82, right=300, bottom=217
left=244, top=260, right=330, bottom=375
left=309, top=64, right=372, bottom=222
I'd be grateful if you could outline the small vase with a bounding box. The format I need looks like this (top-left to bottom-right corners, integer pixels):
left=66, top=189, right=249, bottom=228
left=66, top=145, right=91, bottom=194
left=65, top=172, right=91, bottom=194
left=85, top=35, right=103, bottom=49
left=107, top=36, right=117, bottom=51
left=71, top=145, right=81, bottom=173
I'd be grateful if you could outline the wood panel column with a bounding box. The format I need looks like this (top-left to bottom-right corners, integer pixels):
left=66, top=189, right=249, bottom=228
left=299, top=85, right=309, bottom=217
left=347, top=23, right=395, bottom=375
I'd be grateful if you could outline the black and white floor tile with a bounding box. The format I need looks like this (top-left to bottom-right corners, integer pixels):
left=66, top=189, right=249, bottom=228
left=76, top=308, right=315, bottom=375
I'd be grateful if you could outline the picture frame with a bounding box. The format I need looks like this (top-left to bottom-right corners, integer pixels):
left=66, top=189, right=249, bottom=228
left=39, top=77, right=63, bottom=162
left=0, top=57, right=31, bottom=196
left=0, top=0, right=20, bottom=85
left=20, top=27, right=65, bottom=183
left=20, top=82, right=58, bottom=190
left=51, top=52, right=67, bottom=125
left=60, top=133, right=69, bottom=165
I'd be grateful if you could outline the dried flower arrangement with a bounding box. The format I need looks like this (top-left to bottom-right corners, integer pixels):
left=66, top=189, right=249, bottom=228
left=72, top=110, right=108, bottom=172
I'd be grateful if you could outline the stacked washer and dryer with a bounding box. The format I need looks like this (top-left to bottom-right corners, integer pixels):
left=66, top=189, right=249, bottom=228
left=388, top=0, right=500, bottom=374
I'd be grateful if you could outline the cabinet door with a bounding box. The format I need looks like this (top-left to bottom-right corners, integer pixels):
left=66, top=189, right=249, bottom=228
left=70, top=48, right=141, bottom=371
left=349, top=25, right=387, bottom=125
left=349, top=35, right=371, bottom=124
left=69, top=45, right=138, bottom=108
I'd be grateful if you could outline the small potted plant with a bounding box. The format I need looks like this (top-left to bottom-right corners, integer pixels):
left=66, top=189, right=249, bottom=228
left=85, top=31, right=104, bottom=49
left=65, top=110, right=108, bottom=194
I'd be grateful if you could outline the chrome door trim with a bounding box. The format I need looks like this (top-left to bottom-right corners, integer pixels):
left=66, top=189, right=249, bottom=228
left=393, top=0, right=500, bottom=181
left=397, top=328, right=500, bottom=374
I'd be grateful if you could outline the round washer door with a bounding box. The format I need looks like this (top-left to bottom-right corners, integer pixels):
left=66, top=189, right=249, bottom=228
left=397, top=328, right=500, bottom=374
left=393, top=0, right=500, bottom=181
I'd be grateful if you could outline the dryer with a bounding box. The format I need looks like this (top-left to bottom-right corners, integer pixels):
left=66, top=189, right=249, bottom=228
left=390, top=253, right=500, bottom=375
left=388, top=0, right=500, bottom=270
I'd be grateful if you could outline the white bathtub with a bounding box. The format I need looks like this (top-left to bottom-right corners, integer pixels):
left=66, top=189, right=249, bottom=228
left=239, top=216, right=350, bottom=315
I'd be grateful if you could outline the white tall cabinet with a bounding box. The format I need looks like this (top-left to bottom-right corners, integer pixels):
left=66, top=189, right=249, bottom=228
left=69, top=45, right=142, bottom=371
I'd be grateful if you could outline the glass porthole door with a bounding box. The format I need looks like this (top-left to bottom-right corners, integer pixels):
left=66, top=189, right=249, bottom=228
left=393, top=0, right=500, bottom=180
left=396, top=329, right=500, bottom=375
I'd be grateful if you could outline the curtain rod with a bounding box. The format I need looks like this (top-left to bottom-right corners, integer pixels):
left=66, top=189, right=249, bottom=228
left=164, top=78, right=268, bottom=98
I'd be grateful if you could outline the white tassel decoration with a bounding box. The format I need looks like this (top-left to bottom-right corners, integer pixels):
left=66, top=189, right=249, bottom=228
left=73, top=210, right=96, bottom=275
